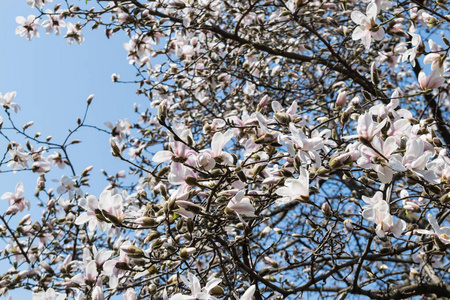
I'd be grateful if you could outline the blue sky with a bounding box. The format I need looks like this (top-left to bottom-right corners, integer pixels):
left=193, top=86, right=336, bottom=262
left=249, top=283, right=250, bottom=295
left=0, top=2, right=146, bottom=194
left=0, top=2, right=149, bottom=298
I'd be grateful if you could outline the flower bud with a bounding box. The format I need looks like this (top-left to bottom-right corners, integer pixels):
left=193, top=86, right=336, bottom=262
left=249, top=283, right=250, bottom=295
left=335, top=90, right=347, bottom=109
left=343, top=219, right=353, bottom=232
left=121, top=245, right=145, bottom=258
left=179, top=247, right=196, bottom=259
left=321, top=203, right=332, bottom=218
left=370, top=62, right=379, bottom=86
left=86, top=94, right=94, bottom=106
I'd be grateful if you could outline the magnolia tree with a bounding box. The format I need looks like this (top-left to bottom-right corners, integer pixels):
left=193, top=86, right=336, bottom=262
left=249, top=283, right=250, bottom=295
left=2, top=0, right=450, bottom=299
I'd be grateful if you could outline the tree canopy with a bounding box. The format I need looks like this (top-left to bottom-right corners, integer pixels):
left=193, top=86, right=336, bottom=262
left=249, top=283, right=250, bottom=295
left=2, top=0, right=450, bottom=299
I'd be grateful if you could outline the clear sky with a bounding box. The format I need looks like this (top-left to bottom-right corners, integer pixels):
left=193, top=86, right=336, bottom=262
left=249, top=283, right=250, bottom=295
left=0, top=2, right=146, bottom=194
left=0, top=2, right=149, bottom=298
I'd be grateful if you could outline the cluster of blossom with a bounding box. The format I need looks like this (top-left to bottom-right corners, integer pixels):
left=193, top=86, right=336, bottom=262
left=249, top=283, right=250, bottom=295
left=15, top=10, right=82, bottom=45
left=3, top=0, right=450, bottom=298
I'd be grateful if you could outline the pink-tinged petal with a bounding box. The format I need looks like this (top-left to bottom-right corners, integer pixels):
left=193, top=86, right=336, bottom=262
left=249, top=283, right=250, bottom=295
left=366, top=3, right=378, bottom=20
left=211, top=130, right=234, bottom=157
left=75, top=212, right=91, bottom=225
left=362, top=32, right=371, bottom=50
left=239, top=285, right=256, bottom=300
left=351, top=27, right=366, bottom=41
left=383, top=136, right=397, bottom=157
left=427, top=214, right=442, bottom=234
left=418, top=71, right=427, bottom=90
left=86, top=260, right=98, bottom=282
left=351, top=11, right=367, bottom=25
left=376, top=166, right=393, bottom=183
left=423, top=53, right=440, bottom=65
left=275, top=186, right=294, bottom=197
left=427, top=69, right=445, bottom=89
left=152, top=150, right=173, bottom=163
left=204, top=278, right=222, bottom=292
left=230, top=201, right=256, bottom=217
left=16, top=16, right=26, bottom=24
left=372, top=27, right=385, bottom=41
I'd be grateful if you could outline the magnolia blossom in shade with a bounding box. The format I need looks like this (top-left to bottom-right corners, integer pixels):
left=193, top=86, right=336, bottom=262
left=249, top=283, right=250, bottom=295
left=418, top=69, right=445, bottom=90
left=234, top=285, right=256, bottom=300
left=123, top=289, right=136, bottom=300
left=227, top=190, right=256, bottom=217
left=32, top=288, right=65, bottom=300
left=351, top=3, right=385, bottom=50
left=275, top=167, right=309, bottom=205
left=15, top=15, right=40, bottom=40
left=168, top=272, right=221, bottom=300
left=103, top=241, right=131, bottom=289
left=415, top=214, right=450, bottom=245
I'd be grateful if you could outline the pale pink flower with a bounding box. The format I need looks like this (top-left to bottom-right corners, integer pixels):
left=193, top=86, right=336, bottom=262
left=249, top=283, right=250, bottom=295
left=356, top=112, right=387, bottom=143
left=362, top=193, right=406, bottom=237
left=32, top=288, right=65, bottom=300
left=65, top=23, right=84, bottom=45
left=200, top=130, right=235, bottom=165
left=357, top=136, right=397, bottom=183
left=275, top=167, right=309, bottom=205
left=1, top=182, right=30, bottom=213
left=415, top=214, right=450, bottom=245
left=0, top=91, right=20, bottom=112
left=15, top=15, right=40, bottom=40
left=75, top=195, right=109, bottom=232
left=227, top=191, right=256, bottom=217
left=27, top=0, right=52, bottom=9
left=169, top=272, right=221, bottom=300
left=235, top=285, right=256, bottom=300
left=7, top=144, right=31, bottom=170
left=351, top=3, right=385, bottom=50
left=47, top=152, right=66, bottom=169
left=123, top=289, right=136, bottom=300
left=418, top=69, right=445, bottom=90
left=389, top=138, right=439, bottom=183
left=41, top=10, right=66, bottom=35
left=423, top=39, right=445, bottom=73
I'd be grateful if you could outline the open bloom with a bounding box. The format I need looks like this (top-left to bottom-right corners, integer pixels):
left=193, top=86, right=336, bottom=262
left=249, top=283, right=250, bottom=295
left=0, top=91, right=20, bottom=112
left=169, top=272, right=221, bottom=300
left=362, top=192, right=406, bottom=237
left=227, top=190, right=256, bottom=217
left=275, top=167, right=309, bottom=205
left=415, top=214, right=450, bottom=245
left=356, top=112, right=386, bottom=143
left=1, top=182, right=30, bottom=213
left=65, top=22, right=84, bottom=45
left=32, top=288, right=65, bottom=300
left=351, top=3, right=385, bottom=50
left=16, top=15, right=40, bottom=40
left=418, top=69, right=445, bottom=90
left=41, top=9, right=65, bottom=35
